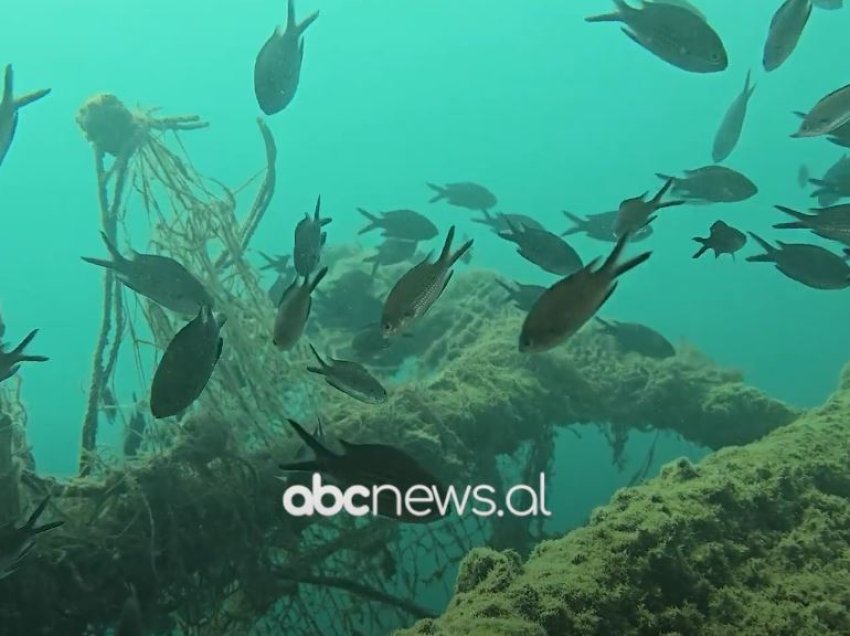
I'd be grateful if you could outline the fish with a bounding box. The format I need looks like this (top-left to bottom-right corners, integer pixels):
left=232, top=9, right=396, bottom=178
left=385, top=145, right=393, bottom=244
left=826, top=121, right=850, bottom=149
left=712, top=70, right=756, bottom=163
left=306, top=344, right=387, bottom=404
left=808, top=155, right=850, bottom=205
left=0, top=329, right=47, bottom=383
left=813, top=0, right=842, bottom=8
left=651, top=0, right=706, bottom=21
left=746, top=232, right=850, bottom=290
left=426, top=182, right=497, bottom=212
left=472, top=211, right=544, bottom=233
left=614, top=179, right=686, bottom=238
left=561, top=210, right=654, bottom=243
left=763, top=0, right=812, bottom=72
left=792, top=83, right=850, bottom=138
left=363, top=239, right=418, bottom=276
left=797, top=164, right=810, bottom=189
left=357, top=208, right=438, bottom=242
left=258, top=252, right=292, bottom=274
left=496, top=280, right=546, bottom=312
left=655, top=166, right=758, bottom=203
left=253, top=0, right=319, bottom=115
left=0, top=496, right=64, bottom=580
left=585, top=0, right=728, bottom=74
left=773, top=204, right=850, bottom=247
left=519, top=233, right=652, bottom=353
left=382, top=226, right=472, bottom=335
left=293, top=195, right=332, bottom=277
left=594, top=318, right=675, bottom=358
left=268, top=274, right=290, bottom=305
left=273, top=267, right=328, bottom=350
left=82, top=232, right=214, bottom=316
left=0, top=65, right=51, bottom=168
left=278, top=418, right=447, bottom=523
left=150, top=306, right=225, bottom=419
left=498, top=220, right=583, bottom=276
left=692, top=220, right=748, bottom=259
left=123, top=395, right=148, bottom=458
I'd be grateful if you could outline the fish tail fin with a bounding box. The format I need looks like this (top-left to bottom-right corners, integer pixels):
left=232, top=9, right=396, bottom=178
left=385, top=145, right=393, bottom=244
left=471, top=210, right=493, bottom=225
left=307, top=267, right=328, bottom=293
left=284, top=418, right=335, bottom=462
left=427, top=183, right=446, bottom=203
left=369, top=258, right=380, bottom=276
left=772, top=222, right=806, bottom=229
left=285, top=0, right=296, bottom=28
left=357, top=208, right=380, bottom=234
left=585, top=0, right=629, bottom=22
left=774, top=205, right=813, bottom=224
left=81, top=256, right=118, bottom=272
left=745, top=69, right=756, bottom=99
left=14, top=88, right=50, bottom=109
left=651, top=178, right=676, bottom=206
left=99, top=231, right=127, bottom=265
left=599, top=232, right=651, bottom=277
left=297, top=9, right=319, bottom=34
left=614, top=251, right=651, bottom=278
left=745, top=232, right=776, bottom=262
left=691, top=238, right=710, bottom=259
left=658, top=199, right=687, bottom=211
left=22, top=496, right=61, bottom=534
left=313, top=195, right=321, bottom=220
left=448, top=238, right=474, bottom=268
left=2, top=65, right=12, bottom=101
left=306, top=343, right=328, bottom=374
left=655, top=172, right=675, bottom=183
left=437, top=226, right=456, bottom=263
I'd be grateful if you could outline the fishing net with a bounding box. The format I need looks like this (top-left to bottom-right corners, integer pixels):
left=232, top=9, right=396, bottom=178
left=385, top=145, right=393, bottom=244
left=0, top=95, right=798, bottom=635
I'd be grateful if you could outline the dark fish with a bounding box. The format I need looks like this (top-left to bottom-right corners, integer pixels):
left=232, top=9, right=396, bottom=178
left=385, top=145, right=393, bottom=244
left=293, top=195, right=332, bottom=277
left=773, top=204, right=850, bottom=247
left=692, top=220, right=747, bottom=259
left=150, top=306, right=225, bottom=419
left=586, top=0, right=728, bottom=73
left=258, top=252, right=292, bottom=274
left=382, top=226, right=472, bottom=335
left=792, top=83, right=850, bottom=138
left=794, top=110, right=850, bottom=148
left=614, top=179, right=686, bottom=238
left=656, top=166, right=758, bottom=203
left=306, top=344, right=387, bottom=404
left=268, top=274, right=290, bottom=305
left=0, top=329, right=47, bottom=383
left=364, top=239, right=418, bottom=276
left=809, top=155, right=850, bottom=205
left=279, top=418, right=447, bottom=523
left=498, top=219, right=583, bottom=276
left=357, top=208, right=437, bottom=242
left=763, top=0, right=812, bottom=72
left=273, top=267, right=327, bottom=350
left=291, top=418, right=325, bottom=462
left=746, top=232, right=850, bottom=289
left=473, top=210, right=544, bottom=233
left=797, top=164, right=810, bottom=189
left=459, top=234, right=473, bottom=264
left=712, top=70, right=756, bottom=162
left=426, top=182, right=497, bottom=212
left=82, top=232, right=213, bottom=316
left=519, top=233, right=652, bottom=353
left=496, top=280, right=546, bottom=311
left=0, top=65, right=50, bottom=168
left=595, top=317, right=675, bottom=358
left=561, top=210, right=653, bottom=243
left=253, top=0, right=319, bottom=115
left=116, top=589, right=145, bottom=636
left=0, top=496, right=64, bottom=579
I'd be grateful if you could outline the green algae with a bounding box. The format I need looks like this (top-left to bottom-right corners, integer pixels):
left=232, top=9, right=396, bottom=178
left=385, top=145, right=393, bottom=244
left=397, top=379, right=850, bottom=636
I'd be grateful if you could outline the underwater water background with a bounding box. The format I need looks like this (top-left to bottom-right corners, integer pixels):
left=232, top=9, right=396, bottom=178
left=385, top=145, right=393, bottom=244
left=1, top=0, right=850, bottom=562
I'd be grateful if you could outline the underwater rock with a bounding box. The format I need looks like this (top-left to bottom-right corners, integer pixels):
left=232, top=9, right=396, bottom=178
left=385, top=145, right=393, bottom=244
left=397, top=379, right=850, bottom=635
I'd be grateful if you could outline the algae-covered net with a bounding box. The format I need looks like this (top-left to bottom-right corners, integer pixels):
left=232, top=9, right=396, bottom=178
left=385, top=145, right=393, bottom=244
left=0, top=96, right=798, bottom=635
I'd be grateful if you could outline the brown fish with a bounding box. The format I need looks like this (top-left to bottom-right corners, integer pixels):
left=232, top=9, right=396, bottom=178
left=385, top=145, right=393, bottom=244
left=746, top=232, right=850, bottom=290
left=357, top=208, right=437, bottom=242
left=272, top=267, right=328, bottom=350
left=692, top=220, right=747, bottom=259
left=614, top=178, right=686, bottom=238
left=382, top=226, right=472, bottom=335
left=519, top=233, right=652, bottom=353
left=792, top=83, right=850, bottom=138
left=426, top=182, right=497, bottom=212
left=562, top=210, right=654, bottom=243
left=656, top=165, right=758, bottom=203
left=306, top=343, right=387, bottom=404
left=773, top=204, right=850, bottom=247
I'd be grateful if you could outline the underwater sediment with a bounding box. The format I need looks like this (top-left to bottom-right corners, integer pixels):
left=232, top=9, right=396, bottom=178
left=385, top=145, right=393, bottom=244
left=397, top=365, right=850, bottom=636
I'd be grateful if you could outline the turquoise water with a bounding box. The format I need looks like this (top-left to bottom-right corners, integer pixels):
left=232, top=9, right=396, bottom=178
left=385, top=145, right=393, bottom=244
left=2, top=0, right=849, bottom=629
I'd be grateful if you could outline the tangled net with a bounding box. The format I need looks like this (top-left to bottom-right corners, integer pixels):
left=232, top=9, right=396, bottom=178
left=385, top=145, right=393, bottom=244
left=0, top=95, right=800, bottom=635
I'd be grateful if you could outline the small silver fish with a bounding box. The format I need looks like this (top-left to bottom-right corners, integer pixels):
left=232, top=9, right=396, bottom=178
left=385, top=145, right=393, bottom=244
left=253, top=0, right=319, bottom=115
left=763, top=0, right=813, bottom=72
left=150, top=306, right=225, bottom=419
left=519, top=233, right=652, bottom=353
left=792, top=83, right=850, bottom=138
left=712, top=70, right=756, bottom=163
left=0, top=65, right=50, bottom=168
left=382, top=226, right=472, bottom=335
left=273, top=267, right=327, bottom=350
left=306, top=343, right=387, bottom=404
